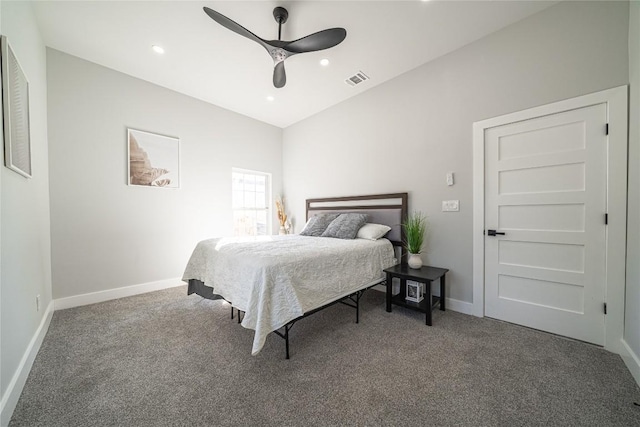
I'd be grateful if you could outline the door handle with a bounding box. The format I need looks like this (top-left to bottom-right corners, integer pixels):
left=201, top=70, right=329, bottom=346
left=487, top=229, right=505, bottom=236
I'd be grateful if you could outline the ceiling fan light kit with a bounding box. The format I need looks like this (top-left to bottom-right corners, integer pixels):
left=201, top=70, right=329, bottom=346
left=203, top=6, right=347, bottom=88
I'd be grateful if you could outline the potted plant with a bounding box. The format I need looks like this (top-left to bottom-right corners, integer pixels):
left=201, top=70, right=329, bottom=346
left=403, top=211, right=427, bottom=269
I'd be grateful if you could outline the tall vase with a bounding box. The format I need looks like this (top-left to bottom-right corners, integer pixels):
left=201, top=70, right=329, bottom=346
left=279, top=225, right=286, bottom=235
left=408, top=252, right=422, bottom=269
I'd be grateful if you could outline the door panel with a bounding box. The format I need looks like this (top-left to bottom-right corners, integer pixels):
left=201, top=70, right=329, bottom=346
left=499, top=204, right=585, bottom=231
left=498, top=240, right=585, bottom=272
left=484, top=103, right=607, bottom=345
left=499, top=162, right=585, bottom=194
left=497, top=121, right=585, bottom=160
left=497, top=275, right=584, bottom=313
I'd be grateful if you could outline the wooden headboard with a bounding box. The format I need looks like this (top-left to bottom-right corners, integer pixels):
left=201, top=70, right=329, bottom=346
left=305, top=193, right=408, bottom=259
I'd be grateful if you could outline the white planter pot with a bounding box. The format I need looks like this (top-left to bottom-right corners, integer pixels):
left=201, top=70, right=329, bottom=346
left=408, top=253, right=422, bottom=269
left=279, top=226, right=286, bottom=235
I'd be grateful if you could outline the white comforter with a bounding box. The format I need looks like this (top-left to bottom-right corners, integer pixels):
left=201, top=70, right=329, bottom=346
left=182, top=235, right=396, bottom=355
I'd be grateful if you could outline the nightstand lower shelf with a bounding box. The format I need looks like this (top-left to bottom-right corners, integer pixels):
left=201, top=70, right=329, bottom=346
left=390, top=293, right=442, bottom=312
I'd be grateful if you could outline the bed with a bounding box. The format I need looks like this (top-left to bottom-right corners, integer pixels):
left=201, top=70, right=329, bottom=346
left=182, top=193, right=407, bottom=357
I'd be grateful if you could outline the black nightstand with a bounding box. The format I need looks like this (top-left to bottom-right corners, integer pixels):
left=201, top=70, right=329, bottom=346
left=383, top=264, right=449, bottom=326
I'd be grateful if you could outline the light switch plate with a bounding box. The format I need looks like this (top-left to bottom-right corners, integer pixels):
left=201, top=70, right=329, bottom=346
left=442, top=200, right=459, bottom=212
left=446, top=172, right=454, bottom=186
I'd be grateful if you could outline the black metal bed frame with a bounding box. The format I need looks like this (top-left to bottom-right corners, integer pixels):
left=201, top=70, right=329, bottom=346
left=229, top=280, right=385, bottom=359
left=186, top=192, right=408, bottom=359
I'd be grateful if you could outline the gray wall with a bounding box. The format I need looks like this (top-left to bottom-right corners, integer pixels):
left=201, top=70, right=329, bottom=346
left=0, top=0, right=52, bottom=408
left=47, top=50, right=282, bottom=299
left=626, top=0, right=640, bottom=366
left=282, top=0, right=629, bottom=304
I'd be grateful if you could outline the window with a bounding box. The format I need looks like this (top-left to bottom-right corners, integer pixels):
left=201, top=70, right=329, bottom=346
left=232, top=168, right=271, bottom=236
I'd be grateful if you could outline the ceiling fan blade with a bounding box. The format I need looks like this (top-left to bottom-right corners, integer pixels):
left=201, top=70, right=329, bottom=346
left=284, top=28, right=346, bottom=54
left=273, top=61, right=286, bottom=88
left=203, top=7, right=270, bottom=51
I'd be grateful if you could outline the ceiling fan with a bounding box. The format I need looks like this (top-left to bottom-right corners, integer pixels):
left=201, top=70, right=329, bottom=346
left=203, top=6, right=347, bottom=88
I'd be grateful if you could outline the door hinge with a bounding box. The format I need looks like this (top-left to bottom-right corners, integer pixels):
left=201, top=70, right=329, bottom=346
left=605, top=213, right=608, bottom=225
left=604, top=302, right=607, bottom=315
left=605, top=123, right=609, bottom=135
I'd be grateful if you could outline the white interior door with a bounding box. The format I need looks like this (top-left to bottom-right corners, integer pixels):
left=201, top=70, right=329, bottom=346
left=484, top=103, right=607, bottom=345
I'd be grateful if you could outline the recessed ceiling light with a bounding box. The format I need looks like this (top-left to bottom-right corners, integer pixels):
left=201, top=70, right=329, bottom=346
left=320, top=59, right=330, bottom=67
left=266, top=96, right=275, bottom=102
left=152, top=45, right=165, bottom=54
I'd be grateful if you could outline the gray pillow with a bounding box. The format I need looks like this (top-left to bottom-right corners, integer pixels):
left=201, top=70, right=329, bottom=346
left=321, top=213, right=368, bottom=239
left=299, top=213, right=340, bottom=236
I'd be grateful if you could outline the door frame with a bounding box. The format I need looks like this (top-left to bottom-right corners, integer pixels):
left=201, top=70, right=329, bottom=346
left=472, top=86, right=628, bottom=353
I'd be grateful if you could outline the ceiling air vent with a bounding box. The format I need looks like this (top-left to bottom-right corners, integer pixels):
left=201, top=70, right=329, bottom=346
left=345, top=71, right=370, bottom=87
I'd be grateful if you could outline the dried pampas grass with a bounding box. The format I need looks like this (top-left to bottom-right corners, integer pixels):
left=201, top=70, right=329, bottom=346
left=276, top=196, right=287, bottom=227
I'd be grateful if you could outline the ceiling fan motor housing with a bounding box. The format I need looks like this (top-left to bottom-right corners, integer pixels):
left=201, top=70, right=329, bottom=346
left=272, top=49, right=287, bottom=63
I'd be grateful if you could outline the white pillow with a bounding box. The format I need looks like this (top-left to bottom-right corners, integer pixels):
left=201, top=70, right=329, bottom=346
left=356, top=223, right=391, bottom=240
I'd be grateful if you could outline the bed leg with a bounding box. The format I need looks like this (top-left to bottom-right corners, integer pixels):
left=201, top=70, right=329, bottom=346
left=285, top=324, right=290, bottom=360
left=356, top=290, right=363, bottom=324
left=231, top=307, right=234, bottom=320
left=238, top=310, right=242, bottom=324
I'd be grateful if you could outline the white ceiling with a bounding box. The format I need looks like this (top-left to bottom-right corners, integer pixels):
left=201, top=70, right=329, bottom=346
left=32, top=0, right=557, bottom=128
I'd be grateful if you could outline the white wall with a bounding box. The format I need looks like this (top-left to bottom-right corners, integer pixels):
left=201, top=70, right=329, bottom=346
left=282, top=0, right=629, bottom=304
left=624, top=0, right=640, bottom=377
left=47, top=50, right=282, bottom=300
left=0, top=0, right=52, bottom=420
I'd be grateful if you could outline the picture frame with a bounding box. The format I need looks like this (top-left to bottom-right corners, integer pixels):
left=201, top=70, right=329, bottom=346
left=127, top=128, right=180, bottom=188
left=1, top=35, right=32, bottom=178
left=406, top=280, right=424, bottom=303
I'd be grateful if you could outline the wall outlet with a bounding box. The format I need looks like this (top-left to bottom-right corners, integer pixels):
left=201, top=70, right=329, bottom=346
left=36, top=294, right=41, bottom=312
left=442, top=200, right=460, bottom=212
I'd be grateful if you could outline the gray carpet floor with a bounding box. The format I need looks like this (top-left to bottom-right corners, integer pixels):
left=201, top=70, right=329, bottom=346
left=9, top=286, right=640, bottom=426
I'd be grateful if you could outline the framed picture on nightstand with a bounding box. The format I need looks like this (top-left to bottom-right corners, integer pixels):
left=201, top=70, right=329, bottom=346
left=406, top=280, right=424, bottom=303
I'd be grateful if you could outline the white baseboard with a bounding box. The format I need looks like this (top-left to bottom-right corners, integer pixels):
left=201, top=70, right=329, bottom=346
left=54, top=278, right=184, bottom=310
left=0, top=301, right=54, bottom=427
left=620, top=339, right=640, bottom=388
left=445, top=297, right=475, bottom=315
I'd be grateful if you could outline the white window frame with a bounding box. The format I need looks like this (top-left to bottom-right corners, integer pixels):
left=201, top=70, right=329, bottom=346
left=231, top=167, right=272, bottom=236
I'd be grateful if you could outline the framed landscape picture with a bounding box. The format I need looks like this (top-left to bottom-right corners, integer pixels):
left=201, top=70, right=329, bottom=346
left=127, top=128, right=180, bottom=188
left=2, top=35, right=32, bottom=178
